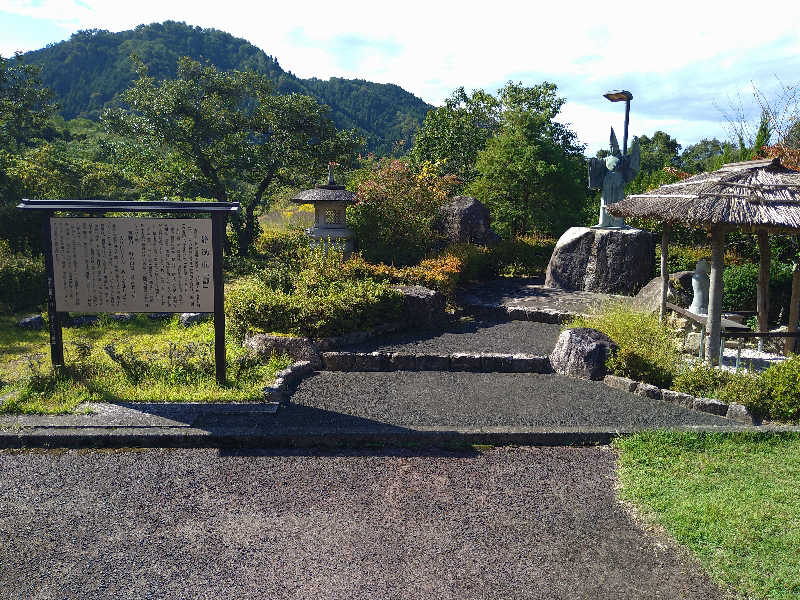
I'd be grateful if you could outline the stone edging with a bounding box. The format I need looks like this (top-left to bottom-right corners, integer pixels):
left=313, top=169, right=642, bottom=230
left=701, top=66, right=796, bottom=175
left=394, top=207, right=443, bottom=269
left=460, top=302, right=580, bottom=324
left=320, top=351, right=552, bottom=374
left=602, top=375, right=759, bottom=425
left=262, top=361, right=314, bottom=404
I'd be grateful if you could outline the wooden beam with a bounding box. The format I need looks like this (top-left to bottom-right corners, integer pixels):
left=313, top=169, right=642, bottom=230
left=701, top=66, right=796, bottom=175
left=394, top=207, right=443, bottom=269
left=787, top=258, right=800, bottom=355
left=706, top=226, right=726, bottom=365
left=660, top=225, right=671, bottom=323
left=757, top=231, right=770, bottom=351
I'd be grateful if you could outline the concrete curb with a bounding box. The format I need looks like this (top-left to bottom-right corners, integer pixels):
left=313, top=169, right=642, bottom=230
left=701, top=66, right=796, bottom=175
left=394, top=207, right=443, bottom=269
left=461, top=302, right=580, bottom=324
left=3, top=423, right=791, bottom=450
left=320, top=351, right=552, bottom=373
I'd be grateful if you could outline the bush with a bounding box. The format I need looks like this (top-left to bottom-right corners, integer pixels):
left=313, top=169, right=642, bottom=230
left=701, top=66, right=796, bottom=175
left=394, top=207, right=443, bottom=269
left=569, top=303, right=681, bottom=389
left=672, top=360, right=733, bottom=397
left=347, top=159, right=458, bottom=266
left=759, top=356, right=800, bottom=422
left=252, top=227, right=309, bottom=262
left=0, top=241, right=47, bottom=312
left=722, top=261, right=793, bottom=320
left=492, top=235, right=556, bottom=277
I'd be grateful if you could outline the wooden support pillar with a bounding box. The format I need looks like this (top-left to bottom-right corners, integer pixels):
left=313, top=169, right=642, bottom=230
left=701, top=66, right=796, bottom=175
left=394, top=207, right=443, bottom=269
left=660, top=224, right=671, bottom=323
left=706, top=226, right=726, bottom=365
left=757, top=231, right=770, bottom=351
left=212, top=212, right=226, bottom=386
left=786, top=259, right=800, bottom=355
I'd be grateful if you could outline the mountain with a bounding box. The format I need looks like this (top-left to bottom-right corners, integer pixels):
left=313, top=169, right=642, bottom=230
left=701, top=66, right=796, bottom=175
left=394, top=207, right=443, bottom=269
left=13, top=21, right=432, bottom=155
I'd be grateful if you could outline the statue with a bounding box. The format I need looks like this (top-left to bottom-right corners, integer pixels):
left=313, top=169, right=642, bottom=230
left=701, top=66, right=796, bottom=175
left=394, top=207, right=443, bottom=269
left=588, top=127, right=640, bottom=228
left=688, top=259, right=711, bottom=316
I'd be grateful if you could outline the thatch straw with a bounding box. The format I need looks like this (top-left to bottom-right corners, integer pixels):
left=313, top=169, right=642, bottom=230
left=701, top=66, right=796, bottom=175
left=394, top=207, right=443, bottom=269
left=607, top=158, right=800, bottom=233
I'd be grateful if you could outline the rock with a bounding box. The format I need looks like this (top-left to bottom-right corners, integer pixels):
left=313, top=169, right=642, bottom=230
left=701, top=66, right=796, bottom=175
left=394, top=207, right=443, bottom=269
left=692, top=397, right=728, bottom=416
left=544, top=226, right=655, bottom=295
left=392, top=285, right=446, bottom=329
left=662, top=389, right=695, bottom=408
left=634, top=271, right=694, bottom=312
left=603, top=375, right=637, bottom=393
left=109, top=313, right=136, bottom=323
left=147, top=312, right=173, bottom=321
left=179, top=312, right=212, bottom=326
left=417, top=354, right=450, bottom=371
left=549, top=328, right=618, bottom=380
left=510, top=354, right=551, bottom=373
left=321, top=352, right=355, bottom=371
left=449, top=352, right=482, bottom=372
left=65, top=315, right=99, bottom=327
left=726, top=402, right=759, bottom=425
left=244, top=333, right=322, bottom=367
left=17, top=315, right=45, bottom=330
left=388, top=353, right=418, bottom=371
left=634, top=383, right=662, bottom=400
left=434, top=196, right=499, bottom=246
left=480, top=353, right=513, bottom=372
left=353, top=352, right=389, bottom=372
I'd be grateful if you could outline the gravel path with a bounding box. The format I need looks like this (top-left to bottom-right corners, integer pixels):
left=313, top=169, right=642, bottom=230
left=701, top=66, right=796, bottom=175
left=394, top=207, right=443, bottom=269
left=288, top=371, right=733, bottom=429
left=0, top=447, right=723, bottom=600
left=340, top=318, right=562, bottom=355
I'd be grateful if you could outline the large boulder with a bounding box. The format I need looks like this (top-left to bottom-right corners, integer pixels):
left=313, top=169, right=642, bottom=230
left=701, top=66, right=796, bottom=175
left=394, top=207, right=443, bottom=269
left=634, top=271, right=694, bottom=313
left=549, top=328, right=618, bottom=380
left=544, top=226, right=655, bottom=295
left=435, top=196, right=499, bottom=246
left=392, top=285, right=446, bottom=329
left=243, top=333, right=322, bottom=367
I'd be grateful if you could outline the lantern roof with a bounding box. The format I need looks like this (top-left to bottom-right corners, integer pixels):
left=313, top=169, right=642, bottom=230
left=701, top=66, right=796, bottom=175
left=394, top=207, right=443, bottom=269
left=292, top=164, right=356, bottom=205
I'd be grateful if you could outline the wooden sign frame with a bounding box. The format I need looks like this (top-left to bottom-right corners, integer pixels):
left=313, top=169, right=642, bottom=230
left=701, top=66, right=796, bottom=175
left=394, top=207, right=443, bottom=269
left=18, top=200, right=240, bottom=385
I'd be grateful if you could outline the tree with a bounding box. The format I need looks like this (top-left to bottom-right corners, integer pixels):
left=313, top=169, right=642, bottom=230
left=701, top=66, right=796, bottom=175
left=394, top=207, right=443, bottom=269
left=466, top=82, right=586, bottom=237
left=636, top=131, right=682, bottom=174
left=679, top=138, right=730, bottom=173
left=0, top=55, right=59, bottom=253
left=409, top=87, right=500, bottom=187
left=103, top=57, right=362, bottom=255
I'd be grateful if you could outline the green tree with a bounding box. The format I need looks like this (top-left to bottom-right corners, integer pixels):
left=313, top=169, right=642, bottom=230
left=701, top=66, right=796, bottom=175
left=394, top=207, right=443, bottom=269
left=103, top=57, right=362, bottom=255
left=409, top=87, right=500, bottom=187
left=466, top=82, right=586, bottom=237
left=637, top=131, right=682, bottom=174
left=679, top=138, right=731, bottom=173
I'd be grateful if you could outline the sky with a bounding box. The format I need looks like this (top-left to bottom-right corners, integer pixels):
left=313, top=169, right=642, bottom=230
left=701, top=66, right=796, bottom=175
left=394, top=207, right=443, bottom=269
left=2, top=0, right=800, bottom=155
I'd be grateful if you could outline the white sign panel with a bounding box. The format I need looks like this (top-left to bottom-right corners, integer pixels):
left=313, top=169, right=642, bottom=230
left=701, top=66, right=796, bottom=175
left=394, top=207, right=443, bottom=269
left=51, top=218, right=214, bottom=313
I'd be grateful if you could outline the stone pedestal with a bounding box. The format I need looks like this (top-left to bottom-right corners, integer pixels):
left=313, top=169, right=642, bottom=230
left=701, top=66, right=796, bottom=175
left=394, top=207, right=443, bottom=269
left=544, top=226, right=654, bottom=296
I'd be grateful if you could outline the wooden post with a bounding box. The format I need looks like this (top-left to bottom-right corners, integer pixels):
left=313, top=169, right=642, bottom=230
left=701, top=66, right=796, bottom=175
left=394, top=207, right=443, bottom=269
left=786, top=259, right=800, bottom=355
left=212, top=212, right=226, bottom=385
left=706, top=226, right=726, bottom=365
left=43, top=213, right=64, bottom=369
left=660, top=224, right=671, bottom=323
left=757, top=231, right=770, bottom=352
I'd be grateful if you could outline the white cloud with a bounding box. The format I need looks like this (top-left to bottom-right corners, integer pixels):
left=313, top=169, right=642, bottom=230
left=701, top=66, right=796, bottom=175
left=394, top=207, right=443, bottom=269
left=2, top=0, right=800, bottom=151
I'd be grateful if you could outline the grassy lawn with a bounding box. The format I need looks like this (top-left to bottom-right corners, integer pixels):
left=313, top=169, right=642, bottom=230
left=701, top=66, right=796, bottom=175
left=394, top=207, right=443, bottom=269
left=0, top=313, right=290, bottom=414
left=615, top=431, right=800, bottom=599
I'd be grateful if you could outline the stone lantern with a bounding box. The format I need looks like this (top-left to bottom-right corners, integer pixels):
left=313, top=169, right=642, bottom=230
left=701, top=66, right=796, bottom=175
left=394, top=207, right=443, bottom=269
left=292, top=163, right=356, bottom=254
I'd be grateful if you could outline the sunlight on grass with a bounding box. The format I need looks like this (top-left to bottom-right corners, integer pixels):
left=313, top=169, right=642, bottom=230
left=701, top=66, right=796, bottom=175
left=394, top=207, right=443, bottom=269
left=615, top=431, right=800, bottom=600
left=0, top=313, right=290, bottom=414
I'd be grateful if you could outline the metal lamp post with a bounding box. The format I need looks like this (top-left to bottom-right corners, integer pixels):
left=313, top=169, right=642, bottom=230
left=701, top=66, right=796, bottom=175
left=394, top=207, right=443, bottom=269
left=603, top=90, right=633, bottom=155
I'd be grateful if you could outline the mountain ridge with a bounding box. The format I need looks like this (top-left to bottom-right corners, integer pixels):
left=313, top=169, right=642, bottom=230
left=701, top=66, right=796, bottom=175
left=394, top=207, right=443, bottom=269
left=13, top=21, right=432, bottom=155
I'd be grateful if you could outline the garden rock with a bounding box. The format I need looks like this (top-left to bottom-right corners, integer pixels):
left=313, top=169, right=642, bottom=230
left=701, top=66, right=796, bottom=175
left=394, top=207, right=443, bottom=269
left=245, top=333, right=322, bottom=367
left=662, top=389, right=695, bottom=409
left=544, top=226, right=655, bottom=295
left=179, top=312, right=212, bottom=326
left=603, top=375, right=637, bottom=393
left=634, top=271, right=694, bottom=312
left=726, top=402, right=759, bottom=425
left=434, top=195, right=499, bottom=246
left=634, top=383, right=662, bottom=400
left=17, top=315, right=44, bottom=330
left=392, top=285, right=446, bottom=329
left=65, top=315, right=99, bottom=327
left=549, top=328, right=618, bottom=380
left=692, top=397, right=728, bottom=416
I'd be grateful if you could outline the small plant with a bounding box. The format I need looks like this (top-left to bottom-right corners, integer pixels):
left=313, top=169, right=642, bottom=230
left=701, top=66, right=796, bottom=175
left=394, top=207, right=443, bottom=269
left=759, top=356, right=800, bottom=422
left=672, top=360, right=733, bottom=397
left=104, top=342, right=151, bottom=384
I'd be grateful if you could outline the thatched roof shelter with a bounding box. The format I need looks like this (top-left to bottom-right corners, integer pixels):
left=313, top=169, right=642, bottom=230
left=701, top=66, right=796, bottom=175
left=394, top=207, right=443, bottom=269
left=609, top=158, right=800, bottom=233
left=607, top=158, right=800, bottom=364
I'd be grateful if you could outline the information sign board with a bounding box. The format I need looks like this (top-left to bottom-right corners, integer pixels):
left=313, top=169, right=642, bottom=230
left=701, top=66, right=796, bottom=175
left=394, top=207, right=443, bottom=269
left=50, top=218, right=214, bottom=313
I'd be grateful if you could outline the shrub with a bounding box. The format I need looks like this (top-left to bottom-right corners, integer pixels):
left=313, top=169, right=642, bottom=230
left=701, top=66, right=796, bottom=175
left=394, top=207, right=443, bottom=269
left=715, top=372, right=770, bottom=420
left=0, top=241, right=47, bottom=312
left=672, top=360, right=732, bottom=397
left=569, top=303, right=681, bottom=389
left=347, top=159, right=458, bottom=266
left=252, top=227, right=309, bottom=262
left=493, top=235, right=556, bottom=277
left=759, top=356, right=800, bottom=423
left=722, top=261, right=793, bottom=320
left=438, top=243, right=496, bottom=282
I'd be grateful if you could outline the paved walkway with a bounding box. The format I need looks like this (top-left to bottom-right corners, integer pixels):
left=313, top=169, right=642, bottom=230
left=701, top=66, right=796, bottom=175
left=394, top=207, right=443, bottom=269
left=0, top=446, right=724, bottom=600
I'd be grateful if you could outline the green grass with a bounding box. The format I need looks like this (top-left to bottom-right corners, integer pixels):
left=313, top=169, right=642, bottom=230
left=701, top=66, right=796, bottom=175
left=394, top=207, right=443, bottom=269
left=0, top=313, right=291, bottom=414
left=615, top=431, right=800, bottom=599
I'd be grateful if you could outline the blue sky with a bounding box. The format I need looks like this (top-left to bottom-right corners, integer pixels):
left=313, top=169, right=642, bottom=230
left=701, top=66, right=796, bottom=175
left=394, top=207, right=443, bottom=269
left=2, top=0, right=800, bottom=155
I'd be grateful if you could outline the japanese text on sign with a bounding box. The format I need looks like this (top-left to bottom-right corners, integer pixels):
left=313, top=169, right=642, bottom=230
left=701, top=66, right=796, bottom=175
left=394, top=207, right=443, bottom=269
left=51, top=218, right=214, bottom=313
